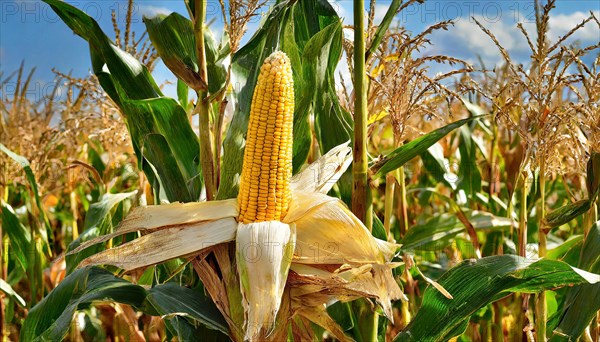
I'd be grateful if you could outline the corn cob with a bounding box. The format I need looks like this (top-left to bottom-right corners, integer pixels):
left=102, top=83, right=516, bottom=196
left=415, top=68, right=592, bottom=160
left=238, top=51, right=294, bottom=224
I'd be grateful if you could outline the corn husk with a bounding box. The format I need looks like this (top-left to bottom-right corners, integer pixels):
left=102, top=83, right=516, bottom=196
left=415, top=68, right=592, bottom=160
left=236, top=221, right=296, bottom=340
left=79, top=217, right=237, bottom=270
left=290, top=141, right=352, bottom=194
left=70, top=199, right=238, bottom=254
left=290, top=192, right=400, bottom=264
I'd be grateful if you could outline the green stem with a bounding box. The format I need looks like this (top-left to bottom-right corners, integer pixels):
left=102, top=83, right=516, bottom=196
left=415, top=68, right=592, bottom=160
left=352, top=0, right=369, bottom=229
left=537, top=162, right=547, bottom=341
left=352, top=298, right=378, bottom=342
left=396, top=164, right=413, bottom=323
left=352, top=0, right=377, bottom=339
left=514, top=174, right=528, bottom=342
left=587, top=202, right=598, bottom=342
left=513, top=294, right=524, bottom=342
left=493, top=301, right=504, bottom=342
left=482, top=316, right=492, bottom=342
left=518, top=174, right=528, bottom=258
left=384, top=173, right=395, bottom=240
left=398, top=166, right=409, bottom=236
left=193, top=0, right=216, bottom=201
left=490, top=118, right=503, bottom=254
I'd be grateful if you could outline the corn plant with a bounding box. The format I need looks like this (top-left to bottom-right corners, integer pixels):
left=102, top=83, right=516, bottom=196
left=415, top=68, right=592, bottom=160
left=1, top=0, right=599, bottom=341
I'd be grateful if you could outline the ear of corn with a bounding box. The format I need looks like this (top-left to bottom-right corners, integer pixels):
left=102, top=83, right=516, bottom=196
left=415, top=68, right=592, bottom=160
left=238, top=51, right=294, bottom=224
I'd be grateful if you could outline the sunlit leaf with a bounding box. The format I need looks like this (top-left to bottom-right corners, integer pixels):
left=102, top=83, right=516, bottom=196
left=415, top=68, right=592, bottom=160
left=395, top=256, right=600, bottom=341
left=371, top=117, right=482, bottom=177
left=66, top=192, right=136, bottom=273
left=548, top=221, right=600, bottom=341
left=0, top=278, right=26, bottom=307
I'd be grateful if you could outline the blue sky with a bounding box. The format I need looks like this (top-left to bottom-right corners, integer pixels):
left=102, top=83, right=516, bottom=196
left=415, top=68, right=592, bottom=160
left=1, top=0, right=598, bottom=100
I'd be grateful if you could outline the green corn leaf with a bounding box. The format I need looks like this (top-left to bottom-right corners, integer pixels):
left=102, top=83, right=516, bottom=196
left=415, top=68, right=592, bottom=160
left=586, top=151, right=600, bottom=199
left=177, top=79, right=190, bottom=111
left=542, top=199, right=591, bottom=229
left=309, top=21, right=352, bottom=154
left=420, top=143, right=455, bottom=189
left=0, top=278, right=26, bottom=307
left=457, top=125, right=482, bottom=200
left=142, top=283, right=229, bottom=336
left=394, top=255, right=600, bottom=342
left=1, top=203, right=31, bottom=271
left=327, top=301, right=355, bottom=332
left=365, top=0, right=402, bottom=60
left=23, top=264, right=228, bottom=341
left=401, top=210, right=513, bottom=251
left=372, top=116, right=482, bottom=177
left=143, top=13, right=227, bottom=95
left=20, top=267, right=147, bottom=342
left=143, top=13, right=203, bottom=90
left=115, top=95, right=202, bottom=202
left=0, top=144, right=51, bottom=252
left=548, top=221, right=600, bottom=341
left=372, top=213, right=389, bottom=241
left=546, top=235, right=584, bottom=260
left=44, top=0, right=202, bottom=203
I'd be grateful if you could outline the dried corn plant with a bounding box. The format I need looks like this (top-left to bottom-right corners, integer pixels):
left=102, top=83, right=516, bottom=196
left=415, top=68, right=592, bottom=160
left=474, top=1, right=599, bottom=177
left=341, top=5, right=474, bottom=147
left=217, top=0, right=268, bottom=53
left=112, top=0, right=158, bottom=70
left=571, top=52, right=600, bottom=153
left=473, top=2, right=600, bottom=339
left=1, top=0, right=158, bottom=199
left=366, top=24, right=474, bottom=144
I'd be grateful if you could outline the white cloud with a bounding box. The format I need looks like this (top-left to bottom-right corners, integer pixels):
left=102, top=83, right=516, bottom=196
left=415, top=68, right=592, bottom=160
left=426, top=16, right=519, bottom=66
left=327, top=1, right=390, bottom=25
left=427, top=10, right=599, bottom=68
left=328, top=0, right=351, bottom=23
left=138, top=5, right=172, bottom=18
left=374, top=3, right=390, bottom=25
left=548, top=11, right=600, bottom=43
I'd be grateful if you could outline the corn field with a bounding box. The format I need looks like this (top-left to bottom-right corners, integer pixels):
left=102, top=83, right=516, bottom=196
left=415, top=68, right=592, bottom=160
left=1, top=0, right=599, bottom=341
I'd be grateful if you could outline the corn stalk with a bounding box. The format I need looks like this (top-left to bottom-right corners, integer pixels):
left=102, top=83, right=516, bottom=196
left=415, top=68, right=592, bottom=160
left=352, top=0, right=378, bottom=340
left=537, top=158, right=547, bottom=340
left=194, top=0, right=216, bottom=201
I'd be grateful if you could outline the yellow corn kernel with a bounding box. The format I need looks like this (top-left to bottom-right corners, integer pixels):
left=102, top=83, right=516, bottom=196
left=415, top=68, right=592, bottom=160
left=238, top=51, right=294, bottom=224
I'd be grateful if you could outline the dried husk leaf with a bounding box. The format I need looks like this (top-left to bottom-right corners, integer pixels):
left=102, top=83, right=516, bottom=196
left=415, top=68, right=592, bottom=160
left=294, top=305, right=355, bottom=342
left=289, top=263, right=404, bottom=321
left=284, top=191, right=338, bottom=223
left=291, top=196, right=400, bottom=264
left=79, top=217, right=237, bottom=270
left=70, top=199, right=238, bottom=254
left=121, top=198, right=237, bottom=228
left=290, top=141, right=352, bottom=194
